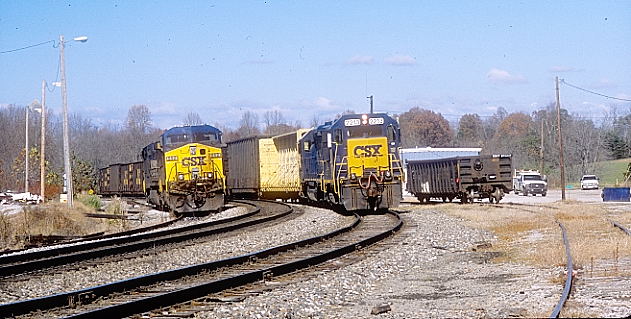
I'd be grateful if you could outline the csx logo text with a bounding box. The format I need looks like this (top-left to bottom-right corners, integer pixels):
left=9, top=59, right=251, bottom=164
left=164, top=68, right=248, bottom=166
left=353, top=145, right=383, bottom=158
left=182, top=156, right=206, bottom=166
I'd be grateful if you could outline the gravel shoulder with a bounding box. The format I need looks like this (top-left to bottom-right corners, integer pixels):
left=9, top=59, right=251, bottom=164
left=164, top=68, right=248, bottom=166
left=196, top=206, right=559, bottom=318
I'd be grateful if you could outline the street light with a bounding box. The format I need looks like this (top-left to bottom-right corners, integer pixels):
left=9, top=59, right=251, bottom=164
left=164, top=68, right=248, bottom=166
left=26, top=100, right=42, bottom=194
left=40, top=80, right=47, bottom=202
left=59, top=34, right=88, bottom=207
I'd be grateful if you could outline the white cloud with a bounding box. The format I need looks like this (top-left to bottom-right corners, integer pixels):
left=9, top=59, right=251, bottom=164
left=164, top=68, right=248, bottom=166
left=581, top=101, right=609, bottom=113
left=347, top=55, right=375, bottom=65
left=314, top=97, right=338, bottom=110
left=615, top=93, right=631, bottom=100
left=590, top=78, right=617, bottom=89
left=384, top=54, right=416, bottom=66
left=549, top=66, right=581, bottom=72
left=486, top=68, right=527, bottom=84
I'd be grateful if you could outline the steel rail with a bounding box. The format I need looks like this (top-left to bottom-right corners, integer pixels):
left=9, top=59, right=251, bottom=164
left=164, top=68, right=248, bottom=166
left=1, top=209, right=401, bottom=318
left=0, top=201, right=273, bottom=276
left=550, top=222, right=574, bottom=318
left=610, top=219, right=631, bottom=237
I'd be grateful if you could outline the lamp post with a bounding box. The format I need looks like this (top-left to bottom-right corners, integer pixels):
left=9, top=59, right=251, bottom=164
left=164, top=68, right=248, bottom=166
left=26, top=101, right=42, bottom=194
left=59, top=35, right=88, bottom=207
left=40, top=80, right=47, bottom=201
left=25, top=103, right=30, bottom=193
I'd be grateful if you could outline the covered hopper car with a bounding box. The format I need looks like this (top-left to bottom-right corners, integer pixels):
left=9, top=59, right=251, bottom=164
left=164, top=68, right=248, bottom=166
left=406, top=155, right=512, bottom=203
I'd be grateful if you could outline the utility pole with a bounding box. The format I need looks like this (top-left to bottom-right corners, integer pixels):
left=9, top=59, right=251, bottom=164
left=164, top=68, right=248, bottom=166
left=539, top=115, right=544, bottom=173
left=555, top=76, right=566, bottom=201
left=60, top=35, right=74, bottom=207
left=40, top=80, right=46, bottom=202
left=367, top=95, right=373, bottom=114
left=25, top=104, right=29, bottom=193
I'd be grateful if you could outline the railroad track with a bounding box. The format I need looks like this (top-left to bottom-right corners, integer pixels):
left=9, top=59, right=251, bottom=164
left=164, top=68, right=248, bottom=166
left=551, top=219, right=631, bottom=318
left=0, top=200, right=288, bottom=277
left=1, top=209, right=402, bottom=318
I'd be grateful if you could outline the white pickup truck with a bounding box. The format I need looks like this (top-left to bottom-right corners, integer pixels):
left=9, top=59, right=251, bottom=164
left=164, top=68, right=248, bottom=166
left=513, top=170, right=547, bottom=196
left=580, top=175, right=599, bottom=190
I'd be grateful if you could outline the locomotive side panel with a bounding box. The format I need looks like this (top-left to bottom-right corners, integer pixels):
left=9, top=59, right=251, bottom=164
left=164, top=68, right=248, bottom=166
left=141, top=142, right=165, bottom=206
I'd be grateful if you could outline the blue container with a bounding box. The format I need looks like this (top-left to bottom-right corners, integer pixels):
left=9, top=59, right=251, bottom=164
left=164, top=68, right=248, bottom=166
left=602, top=187, right=631, bottom=202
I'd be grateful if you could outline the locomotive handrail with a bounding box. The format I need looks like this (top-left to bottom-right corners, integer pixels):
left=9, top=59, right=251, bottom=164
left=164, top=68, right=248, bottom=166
left=388, top=153, right=405, bottom=182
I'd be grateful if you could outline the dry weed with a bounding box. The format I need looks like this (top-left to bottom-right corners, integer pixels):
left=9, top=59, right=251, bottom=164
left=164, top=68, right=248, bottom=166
left=0, top=201, right=118, bottom=250
left=437, top=201, right=631, bottom=269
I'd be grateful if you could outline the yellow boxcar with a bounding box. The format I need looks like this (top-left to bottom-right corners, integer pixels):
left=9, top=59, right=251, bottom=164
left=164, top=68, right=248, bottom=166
left=225, top=129, right=309, bottom=200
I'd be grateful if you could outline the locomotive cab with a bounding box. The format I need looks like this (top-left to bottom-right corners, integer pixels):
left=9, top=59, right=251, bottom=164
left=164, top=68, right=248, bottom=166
left=151, top=125, right=225, bottom=214
left=300, top=113, right=403, bottom=211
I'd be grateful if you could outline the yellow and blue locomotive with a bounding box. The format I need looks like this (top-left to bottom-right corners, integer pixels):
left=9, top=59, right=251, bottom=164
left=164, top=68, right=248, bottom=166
left=142, top=125, right=225, bottom=214
left=299, top=113, right=403, bottom=211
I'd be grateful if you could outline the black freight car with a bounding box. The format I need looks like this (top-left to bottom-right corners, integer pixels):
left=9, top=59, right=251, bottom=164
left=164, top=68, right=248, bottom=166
left=97, top=162, right=144, bottom=196
left=406, top=155, right=512, bottom=203
left=223, top=136, right=265, bottom=199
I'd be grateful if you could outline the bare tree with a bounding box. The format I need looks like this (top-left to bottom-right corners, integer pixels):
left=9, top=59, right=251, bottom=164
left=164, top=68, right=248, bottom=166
left=125, top=104, right=152, bottom=135
left=263, top=110, right=284, bottom=128
left=183, top=112, right=203, bottom=126
left=310, top=114, right=320, bottom=128
left=236, top=111, right=260, bottom=138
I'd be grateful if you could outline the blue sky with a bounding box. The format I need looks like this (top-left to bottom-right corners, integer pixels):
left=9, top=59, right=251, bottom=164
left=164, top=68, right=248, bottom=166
left=1, top=1, right=630, bottom=129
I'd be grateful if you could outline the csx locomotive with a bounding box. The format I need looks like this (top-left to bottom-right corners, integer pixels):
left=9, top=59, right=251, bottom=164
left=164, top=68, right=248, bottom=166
left=223, top=113, right=403, bottom=211
left=298, top=113, right=403, bottom=210
left=99, top=125, right=225, bottom=214
left=101, top=114, right=403, bottom=213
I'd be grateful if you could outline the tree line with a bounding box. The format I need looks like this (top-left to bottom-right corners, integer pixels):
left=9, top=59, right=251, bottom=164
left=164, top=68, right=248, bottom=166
left=0, top=102, right=629, bottom=197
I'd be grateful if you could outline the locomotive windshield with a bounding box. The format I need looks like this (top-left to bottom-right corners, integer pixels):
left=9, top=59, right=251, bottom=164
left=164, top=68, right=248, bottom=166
left=162, top=125, right=221, bottom=150
left=346, top=125, right=383, bottom=138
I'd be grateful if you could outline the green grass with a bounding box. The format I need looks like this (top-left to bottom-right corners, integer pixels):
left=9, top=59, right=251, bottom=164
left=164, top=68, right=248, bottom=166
left=596, top=158, right=631, bottom=187
left=559, top=157, right=631, bottom=189
left=76, top=194, right=101, bottom=211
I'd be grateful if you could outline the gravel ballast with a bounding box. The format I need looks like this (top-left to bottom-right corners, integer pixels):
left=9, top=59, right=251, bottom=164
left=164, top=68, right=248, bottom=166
left=195, top=207, right=568, bottom=318
left=0, top=205, right=354, bottom=303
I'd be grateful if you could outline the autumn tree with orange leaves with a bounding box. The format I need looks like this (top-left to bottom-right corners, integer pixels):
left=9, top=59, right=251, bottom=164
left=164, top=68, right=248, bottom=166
left=399, top=107, right=453, bottom=148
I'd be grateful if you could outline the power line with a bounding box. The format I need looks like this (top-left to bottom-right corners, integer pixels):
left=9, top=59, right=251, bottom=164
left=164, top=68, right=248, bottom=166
left=561, top=79, right=631, bottom=102
left=0, top=40, right=55, bottom=54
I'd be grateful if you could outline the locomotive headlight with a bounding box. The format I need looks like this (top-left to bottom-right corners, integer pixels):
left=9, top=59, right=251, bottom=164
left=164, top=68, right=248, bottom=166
left=178, top=174, right=184, bottom=180
left=207, top=172, right=213, bottom=178
left=385, top=171, right=392, bottom=178
left=351, top=173, right=357, bottom=180
left=361, top=114, right=368, bottom=125
left=189, top=146, right=197, bottom=155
